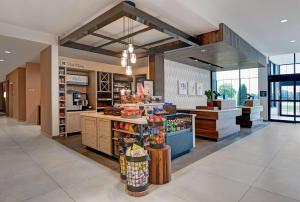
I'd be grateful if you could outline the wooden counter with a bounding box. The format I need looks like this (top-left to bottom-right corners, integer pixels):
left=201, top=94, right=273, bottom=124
left=80, top=113, right=147, bottom=156
left=80, top=112, right=148, bottom=124
left=191, top=108, right=242, bottom=141
left=66, top=110, right=96, bottom=134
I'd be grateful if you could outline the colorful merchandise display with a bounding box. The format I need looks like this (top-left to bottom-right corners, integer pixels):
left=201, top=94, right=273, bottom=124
left=147, top=115, right=166, bottom=148
left=125, top=144, right=149, bottom=193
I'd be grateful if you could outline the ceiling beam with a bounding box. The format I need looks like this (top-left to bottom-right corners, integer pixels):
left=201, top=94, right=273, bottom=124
left=93, top=27, right=152, bottom=49
left=63, top=41, right=119, bottom=56
left=122, top=2, right=200, bottom=47
left=137, top=37, right=173, bottom=49
left=59, top=3, right=125, bottom=45
left=91, top=32, right=148, bottom=51
left=59, top=1, right=200, bottom=49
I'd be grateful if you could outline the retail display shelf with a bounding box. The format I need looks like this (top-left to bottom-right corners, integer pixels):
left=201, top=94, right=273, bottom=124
left=112, top=128, right=140, bottom=136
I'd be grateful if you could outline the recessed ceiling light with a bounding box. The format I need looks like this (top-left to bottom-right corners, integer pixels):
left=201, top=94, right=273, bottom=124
left=0, top=59, right=4, bottom=62
left=280, top=19, right=288, bottom=23
left=4, top=50, right=11, bottom=54
left=200, top=49, right=207, bottom=53
left=290, top=40, right=296, bottom=43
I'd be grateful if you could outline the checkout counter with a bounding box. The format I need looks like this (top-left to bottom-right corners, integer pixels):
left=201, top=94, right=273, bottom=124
left=191, top=100, right=242, bottom=141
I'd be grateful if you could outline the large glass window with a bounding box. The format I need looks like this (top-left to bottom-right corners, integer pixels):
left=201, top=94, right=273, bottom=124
left=268, top=52, right=300, bottom=123
left=215, top=68, right=258, bottom=105
left=216, top=70, right=239, bottom=103
left=269, top=53, right=300, bottom=75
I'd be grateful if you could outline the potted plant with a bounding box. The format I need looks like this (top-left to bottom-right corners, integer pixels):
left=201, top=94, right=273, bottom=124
left=205, top=90, right=213, bottom=108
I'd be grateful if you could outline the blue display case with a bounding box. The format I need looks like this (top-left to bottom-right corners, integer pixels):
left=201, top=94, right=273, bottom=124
left=164, top=114, right=194, bottom=159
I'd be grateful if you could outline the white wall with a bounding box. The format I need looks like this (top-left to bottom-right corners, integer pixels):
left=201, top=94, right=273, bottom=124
left=258, top=66, right=268, bottom=120
left=164, top=60, right=210, bottom=109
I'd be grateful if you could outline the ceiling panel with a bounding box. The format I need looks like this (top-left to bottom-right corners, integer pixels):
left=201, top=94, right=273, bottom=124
left=94, top=17, right=148, bottom=39
left=103, top=42, right=126, bottom=52
left=75, top=35, right=109, bottom=47
left=132, top=29, right=171, bottom=46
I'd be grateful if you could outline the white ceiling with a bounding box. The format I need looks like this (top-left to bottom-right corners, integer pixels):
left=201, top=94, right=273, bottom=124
left=0, top=0, right=300, bottom=78
left=0, top=35, right=48, bottom=80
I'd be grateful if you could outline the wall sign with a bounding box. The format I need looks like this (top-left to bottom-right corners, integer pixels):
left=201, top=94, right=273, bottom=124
left=143, top=80, right=154, bottom=96
left=260, top=91, right=267, bottom=97
left=196, top=82, right=203, bottom=96
left=188, top=82, right=196, bottom=96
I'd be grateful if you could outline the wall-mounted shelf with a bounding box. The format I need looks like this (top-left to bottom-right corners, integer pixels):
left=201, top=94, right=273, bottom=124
left=58, top=66, right=67, bottom=137
left=97, top=72, right=113, bottom=111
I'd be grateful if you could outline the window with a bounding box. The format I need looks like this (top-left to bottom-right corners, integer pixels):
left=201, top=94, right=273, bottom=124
left=216, top=70, right=239, bottom=104
left=215, top=68, right=258, bottom=105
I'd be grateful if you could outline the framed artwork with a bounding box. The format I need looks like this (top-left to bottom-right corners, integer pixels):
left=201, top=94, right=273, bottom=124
left=188, top=81, right=196, bottom=95
left=196, top=82, right=203, bottom=96
left=178, top=80, right=188, bottom=95
left=143, top=80, right=154, bottom=96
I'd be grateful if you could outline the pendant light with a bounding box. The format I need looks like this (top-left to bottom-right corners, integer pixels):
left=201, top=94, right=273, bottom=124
left=120, top=16, right=136, bottom=75
left=121, top=57, right=127, bottom=67
left=126, top=66, right=132, bottom=75
left=130, top=53, right=136, bottom=64
left=128, top=44, right=134, bottom=54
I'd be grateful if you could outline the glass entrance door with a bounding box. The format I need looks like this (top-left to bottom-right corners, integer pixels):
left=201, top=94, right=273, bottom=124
left=269, top=80, right=300, bottom=122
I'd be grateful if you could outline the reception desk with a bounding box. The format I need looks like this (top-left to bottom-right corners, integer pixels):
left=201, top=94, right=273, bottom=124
left=236, top=99, right=263, bottom=128
left=191, top=108, right=242, bottom=141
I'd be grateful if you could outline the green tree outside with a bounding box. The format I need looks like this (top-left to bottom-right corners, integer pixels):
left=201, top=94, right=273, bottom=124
left=218, top=84, right=237, bottom=99
left=239, top=84, right=248, bottom=106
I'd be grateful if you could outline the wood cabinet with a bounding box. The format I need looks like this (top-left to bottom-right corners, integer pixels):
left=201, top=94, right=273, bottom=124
left=81, top=116, right=97, bottom=149
left=97, top=118, right=112, bottom=155
left=81, top=115, right=112, bottom=155
left=66, top=112, right=81, bottom=133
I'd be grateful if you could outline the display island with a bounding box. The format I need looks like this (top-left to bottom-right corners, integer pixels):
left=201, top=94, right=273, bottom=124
left=80, top=112, right=195, bottom=159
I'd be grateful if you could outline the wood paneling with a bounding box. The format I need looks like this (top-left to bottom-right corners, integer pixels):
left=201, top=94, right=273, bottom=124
left=87, top=71, right=97, bottom=110
left=6, top=68, right=26, bottom=121
left=148, top=55, right=155, bottom=80
left=66, top=112, right=81, bottom=133
left=148, top=54, right=164, bottom=97
left=191, top=109, right=241, bottom=141
left=97, top=118, right=112, bottom=155
left=81, top=116, right=97, bottom=149
left=40, top=46, right=52, bottom=135
left=147, top=145, right=171, bottom=185
left=26, top=63, right=40, bottom=124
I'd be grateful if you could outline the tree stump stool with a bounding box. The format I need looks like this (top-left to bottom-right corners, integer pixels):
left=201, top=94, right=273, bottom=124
left=146, top=145, right=171, bottom=185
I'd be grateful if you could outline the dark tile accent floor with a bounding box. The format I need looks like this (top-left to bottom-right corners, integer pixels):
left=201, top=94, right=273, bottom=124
left=56, top=123, right=268, bottom=173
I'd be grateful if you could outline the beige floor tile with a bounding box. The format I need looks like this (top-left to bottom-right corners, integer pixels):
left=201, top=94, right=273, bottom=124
left=22, top=188, right=74, bottom=202
left=240, top=187, right=299, bottom=202
left=163, top=170, right=249, bottom=202
left=254, top=168, right=300, bottom=200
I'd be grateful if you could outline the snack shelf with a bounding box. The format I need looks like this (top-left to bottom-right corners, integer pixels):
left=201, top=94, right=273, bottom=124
left=112, top=128, right=140, bottom=136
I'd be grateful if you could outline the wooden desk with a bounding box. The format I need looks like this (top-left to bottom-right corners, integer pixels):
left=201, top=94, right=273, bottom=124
left=191, top=108, right=242, bottom=141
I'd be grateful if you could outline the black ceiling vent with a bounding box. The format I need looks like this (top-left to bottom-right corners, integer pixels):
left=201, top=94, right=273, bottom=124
left=123, top=1, right=136, bottom=7
left=189, top=57, right=223, bottom=69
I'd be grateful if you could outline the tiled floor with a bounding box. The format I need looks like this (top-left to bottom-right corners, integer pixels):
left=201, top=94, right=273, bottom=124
left=56, top=124, right=267, bottom=173
left=1, top=117, right=300, bottom=202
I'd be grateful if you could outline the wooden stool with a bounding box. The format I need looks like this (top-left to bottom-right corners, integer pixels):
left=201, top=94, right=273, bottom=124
left=146, top=145, right=171, bottom=185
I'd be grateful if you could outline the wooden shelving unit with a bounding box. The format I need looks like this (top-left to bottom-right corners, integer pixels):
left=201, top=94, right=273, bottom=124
left=113, top=74, right=133, bottom=104
left=97, top=72, right=113, bottom=111
left=58, top=65, right=66, bottom=136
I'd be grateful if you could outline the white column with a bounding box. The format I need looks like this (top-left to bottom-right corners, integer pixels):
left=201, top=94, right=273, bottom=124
left=51, top=44, right=59, bottom=136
